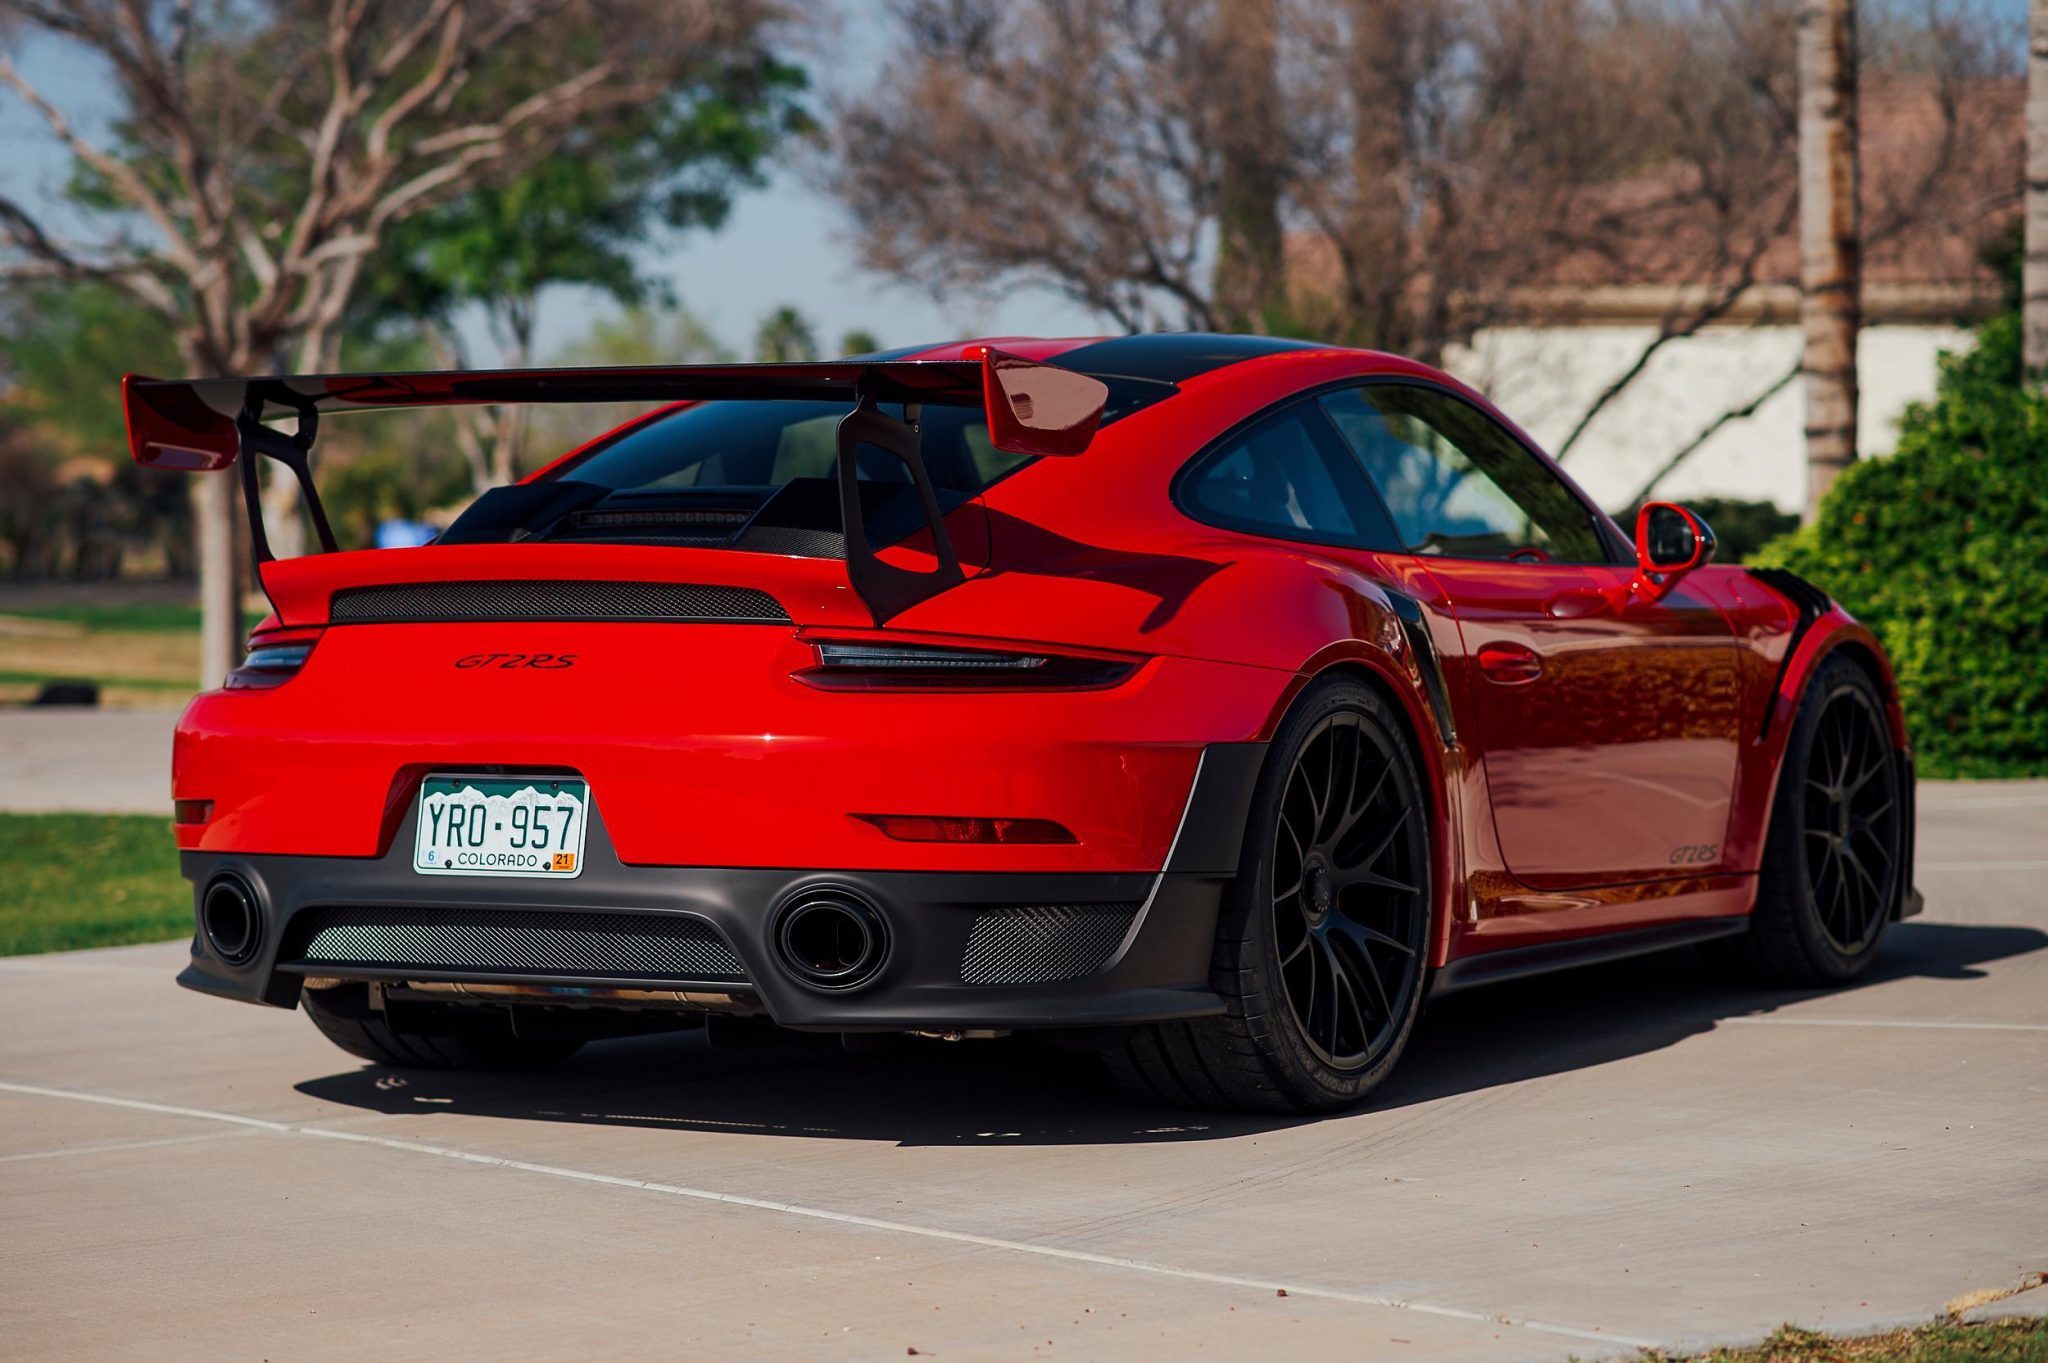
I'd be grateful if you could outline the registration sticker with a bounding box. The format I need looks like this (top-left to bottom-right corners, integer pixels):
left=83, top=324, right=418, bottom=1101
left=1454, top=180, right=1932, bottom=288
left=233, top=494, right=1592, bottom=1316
left=412, top=776, right=589, bottom=878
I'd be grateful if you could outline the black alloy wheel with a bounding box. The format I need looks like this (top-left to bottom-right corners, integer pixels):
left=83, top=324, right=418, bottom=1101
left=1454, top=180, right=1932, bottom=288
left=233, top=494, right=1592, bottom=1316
left=1269, top=710, right=1430, bottom=1072
left=1799, top=684, right=1902, bottom=955
left=1717, top=655, right=1905, bottom=986
left=1104, top=677, right=1433, bottom=1113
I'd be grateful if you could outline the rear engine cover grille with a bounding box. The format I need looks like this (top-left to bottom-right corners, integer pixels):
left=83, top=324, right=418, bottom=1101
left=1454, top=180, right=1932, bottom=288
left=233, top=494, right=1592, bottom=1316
left=284, top=907, right=746, bottom=983
left=958, top=903, right=1140, bottom=985
left=329, top=580, right=789, bottom=624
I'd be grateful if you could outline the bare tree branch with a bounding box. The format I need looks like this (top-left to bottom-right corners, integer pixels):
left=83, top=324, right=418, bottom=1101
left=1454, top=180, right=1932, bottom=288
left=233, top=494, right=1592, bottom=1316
left=1628, top=360, right=1802, bottom=506
left=0, top=54, right=200, bottom=273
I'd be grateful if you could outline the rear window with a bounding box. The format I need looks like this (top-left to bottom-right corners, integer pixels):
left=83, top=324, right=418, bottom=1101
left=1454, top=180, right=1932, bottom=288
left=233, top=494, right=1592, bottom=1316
left=555, top=400, right=1023, bottom=496
left=438, top=380, right=1172, bottom=552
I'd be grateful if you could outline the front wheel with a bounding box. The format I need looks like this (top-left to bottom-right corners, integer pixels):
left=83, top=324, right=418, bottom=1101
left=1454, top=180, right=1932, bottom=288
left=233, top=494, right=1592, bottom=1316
left=1721, top=655, right=1904, bottom=986
left=1107, top=678, right=1433, bottom=1113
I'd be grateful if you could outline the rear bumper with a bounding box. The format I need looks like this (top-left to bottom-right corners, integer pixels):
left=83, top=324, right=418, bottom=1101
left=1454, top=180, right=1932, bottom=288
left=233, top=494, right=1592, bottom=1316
left=177, top=744, right=1265, bottom=1030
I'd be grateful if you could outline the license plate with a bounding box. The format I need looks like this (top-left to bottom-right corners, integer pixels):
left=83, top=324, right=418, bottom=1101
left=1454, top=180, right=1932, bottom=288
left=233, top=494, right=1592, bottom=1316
left=412, top=776, right=589, bottom=878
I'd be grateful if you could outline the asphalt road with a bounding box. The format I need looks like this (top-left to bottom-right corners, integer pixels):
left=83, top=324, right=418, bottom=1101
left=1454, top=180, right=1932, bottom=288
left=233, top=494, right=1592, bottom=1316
left=1, top=771, right=2044, bottom=1360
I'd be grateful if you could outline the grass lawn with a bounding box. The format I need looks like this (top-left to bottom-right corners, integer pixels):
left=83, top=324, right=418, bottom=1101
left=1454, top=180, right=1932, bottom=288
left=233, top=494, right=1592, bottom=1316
left=1618, top=1319, right=2048, bottom=1362
left=0, top=607, right=200, bottom=708
left=0, top=813, right=191, bottom=955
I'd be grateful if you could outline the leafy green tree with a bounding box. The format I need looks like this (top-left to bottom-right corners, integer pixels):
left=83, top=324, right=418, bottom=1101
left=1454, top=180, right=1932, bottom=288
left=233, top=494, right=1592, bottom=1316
left=0, top=283, right=186, bottom=577
left=839, top=329, right=883, bottom=357
left=360, top=57, right=806, bottom=490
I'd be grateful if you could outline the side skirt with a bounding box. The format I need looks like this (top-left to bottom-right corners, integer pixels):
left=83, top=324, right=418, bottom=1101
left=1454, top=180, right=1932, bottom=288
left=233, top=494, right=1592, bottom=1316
left=1429, top=917, right=1750, bottom=996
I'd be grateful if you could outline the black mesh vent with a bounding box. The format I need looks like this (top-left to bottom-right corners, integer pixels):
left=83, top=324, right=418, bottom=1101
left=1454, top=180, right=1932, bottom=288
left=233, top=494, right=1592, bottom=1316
left=284, top=907, right=746, bottom=983
left=734, top=525, right=848, bottom=560
left=958, top=903, right=1140, bottom=986
left=330, top=580, right=789, bottom=625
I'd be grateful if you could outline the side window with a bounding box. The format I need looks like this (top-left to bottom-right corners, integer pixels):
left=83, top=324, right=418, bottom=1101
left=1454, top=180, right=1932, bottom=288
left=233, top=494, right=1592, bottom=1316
left=1317, top=386, right=1611, bottom=564
left=1179, top=404, right=1396, bottom=547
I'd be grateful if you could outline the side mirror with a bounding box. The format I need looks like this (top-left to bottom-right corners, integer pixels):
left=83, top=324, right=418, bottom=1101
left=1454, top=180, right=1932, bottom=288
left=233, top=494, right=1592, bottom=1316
left=1629, top=502, right=1716, bottom=601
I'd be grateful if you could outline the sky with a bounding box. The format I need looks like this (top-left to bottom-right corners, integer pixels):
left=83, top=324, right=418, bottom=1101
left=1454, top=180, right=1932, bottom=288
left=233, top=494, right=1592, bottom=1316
left=0, top=2, right=2028, bottom=365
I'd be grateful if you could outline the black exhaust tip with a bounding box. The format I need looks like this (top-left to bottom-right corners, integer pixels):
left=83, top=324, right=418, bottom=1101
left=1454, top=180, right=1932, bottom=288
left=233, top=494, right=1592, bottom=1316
left=201, top=874, right=262, bottom=966
left=774, top=890, right=888, bottom=991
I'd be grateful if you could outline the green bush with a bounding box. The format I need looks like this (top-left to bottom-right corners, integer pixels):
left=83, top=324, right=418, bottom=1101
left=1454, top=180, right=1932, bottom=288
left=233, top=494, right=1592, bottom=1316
left=1754, top=312, right=2048, bottom=778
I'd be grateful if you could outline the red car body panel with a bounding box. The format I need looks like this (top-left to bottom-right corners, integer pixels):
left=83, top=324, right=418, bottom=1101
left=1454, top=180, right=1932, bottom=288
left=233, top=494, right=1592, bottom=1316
left=154, top=333, right=1912, bottom=1019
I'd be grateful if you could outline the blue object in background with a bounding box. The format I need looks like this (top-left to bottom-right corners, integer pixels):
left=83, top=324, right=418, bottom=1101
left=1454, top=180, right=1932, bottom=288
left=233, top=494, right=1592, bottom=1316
left=374, top=519, right=438, bottom=549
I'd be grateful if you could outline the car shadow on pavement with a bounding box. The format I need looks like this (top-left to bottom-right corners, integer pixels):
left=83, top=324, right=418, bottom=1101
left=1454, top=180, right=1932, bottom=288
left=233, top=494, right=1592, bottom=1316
left=296, top=1029, right=1312, bottom=1146
left=1376, top=919, right=2048, bottom=1111
left=295, top=920, right=2045, bottom=1146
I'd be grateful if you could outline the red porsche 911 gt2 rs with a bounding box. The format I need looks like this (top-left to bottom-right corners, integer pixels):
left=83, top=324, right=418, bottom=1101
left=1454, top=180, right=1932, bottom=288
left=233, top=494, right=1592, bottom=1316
left=126, top=333, right=1919, bottom=1113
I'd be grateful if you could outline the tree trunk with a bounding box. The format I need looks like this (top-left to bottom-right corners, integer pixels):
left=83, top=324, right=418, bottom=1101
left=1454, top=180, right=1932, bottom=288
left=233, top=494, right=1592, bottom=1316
left=1797, top=0, right=1861, bottom=521
left=192, top=474, right=239, bottom=688
left=1345, top=0, right=1419, bottom=355
left=489, top=295, right=539, bottom=485
left=1212, top=0, right=1284, bottom=332
left=2026, top=0, right=2048, bottom=382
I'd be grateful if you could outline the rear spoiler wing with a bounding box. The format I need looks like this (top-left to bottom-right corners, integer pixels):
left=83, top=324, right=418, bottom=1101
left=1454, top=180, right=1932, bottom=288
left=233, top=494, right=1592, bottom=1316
left=122, top=348, right=1110, bottom=625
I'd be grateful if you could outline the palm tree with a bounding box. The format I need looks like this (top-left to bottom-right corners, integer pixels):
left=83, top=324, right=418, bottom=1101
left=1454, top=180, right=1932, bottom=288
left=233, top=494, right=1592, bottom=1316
left=754, top=307, right=819, bottom=364
left=2026, top=0, right=2048, bottom=382
left=1797, top=0, right=1861, bottom=521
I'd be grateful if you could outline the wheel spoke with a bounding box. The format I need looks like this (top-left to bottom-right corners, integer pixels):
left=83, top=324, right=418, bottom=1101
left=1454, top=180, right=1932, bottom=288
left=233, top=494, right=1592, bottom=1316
left=1335, top=966, right=1369, bottom=1055
left=1332, top=913, right=1418, bottom=958
left=1302, top=931, right=1321, bottom=1028
left=1325, top=942, right=1352, bottom=1054
left=1330, top=756, right=1390, bottom=851
left=1853, top=826, right=1894, bottom=867
left=1332, top=863, right=1419, bottom=896
left=1328, top=917, right=1401, bottom=1031
left=1278, top=811, right=1307, bottom=868
left=1319, top=717, right=1355, bottom=846
left=1343, top=804, right=1413, bottom=880
left=1287, top=760, right=1319, bottom=844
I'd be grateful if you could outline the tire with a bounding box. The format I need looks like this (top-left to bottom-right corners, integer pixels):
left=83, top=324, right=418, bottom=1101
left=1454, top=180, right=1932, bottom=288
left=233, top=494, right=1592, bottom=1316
left=301, top=983, right=584, bottom=1070
left=1107, top=677, right=1433, bottom=1113
left=1720, top=655, right=1903, bottom=986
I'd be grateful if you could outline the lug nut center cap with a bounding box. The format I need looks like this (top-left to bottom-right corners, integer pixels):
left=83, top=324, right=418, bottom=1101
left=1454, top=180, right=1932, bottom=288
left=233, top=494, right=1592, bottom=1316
left=1303, top=857, right=1335, bottom=922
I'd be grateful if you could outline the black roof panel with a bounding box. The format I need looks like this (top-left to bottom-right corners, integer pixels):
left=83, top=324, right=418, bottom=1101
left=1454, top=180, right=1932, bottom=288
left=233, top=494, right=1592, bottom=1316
left=1052, top=332, right=1328, bottom=384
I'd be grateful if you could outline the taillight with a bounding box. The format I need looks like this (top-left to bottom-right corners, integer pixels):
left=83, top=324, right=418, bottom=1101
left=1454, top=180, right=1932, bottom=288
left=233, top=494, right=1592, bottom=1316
left=796, top=637, right=1139, bottom=691
left=225, top=627, right=322, bottom=689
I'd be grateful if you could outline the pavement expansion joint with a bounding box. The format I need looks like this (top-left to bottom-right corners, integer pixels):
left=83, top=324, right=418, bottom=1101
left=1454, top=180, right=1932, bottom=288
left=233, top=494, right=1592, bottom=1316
left=0, top=1076, right=1654, bottom=1351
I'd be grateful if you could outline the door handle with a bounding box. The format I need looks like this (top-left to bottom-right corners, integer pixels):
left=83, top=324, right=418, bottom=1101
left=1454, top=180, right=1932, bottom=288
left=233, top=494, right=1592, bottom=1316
left=1476, top=641, right=1543, bottom=685
left=1544, top=588, right=1610, bottom=619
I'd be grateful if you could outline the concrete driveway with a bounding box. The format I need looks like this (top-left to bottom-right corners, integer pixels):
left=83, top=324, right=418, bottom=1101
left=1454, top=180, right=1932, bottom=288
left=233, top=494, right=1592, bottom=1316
left=1, top=781, right=2044, bottom=1361
left=0, top=709, right=176, bottom=815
